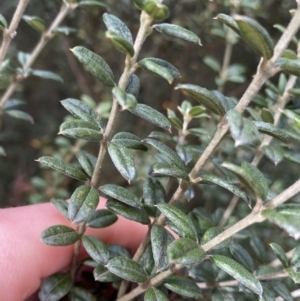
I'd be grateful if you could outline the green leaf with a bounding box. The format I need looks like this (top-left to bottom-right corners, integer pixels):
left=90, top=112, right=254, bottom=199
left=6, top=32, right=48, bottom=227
left=61, top=98, right=103, bottom=130
left=221, top=161, right=268, bottom=200
left=106, top=199, right=150, bottom=224
left=93, top=264, right=120, bottom=282
left=37, top=156, right=87, bottom=181
left=284, top=152, right=300, bottom=165
left=176, top=84, right=226, bottom=116
left=144, top=287, right=169, bottom=301
left=0, top=14, right=8, bottom=29
left=230, top=243, right=255, bottom=272
left=143, top=2, right=169, bottom=21
left=156, top=204, right=197, bottom=240
left=3, top=99, right=25, bottom=110
left=108, top=142, right=136, bottom=182
left=138, top=58, right=180, bottom=84
left=0, top=146, right=6, bottom=156
left=262, top=145, right=284, bottom=165
left=263, top=209, right=300, bottom=239
left=133, top=0, right=144, bottom=10
left=234, top=15, right=274, bottom=59
left=4, top=110, right=34, bottom=124
left=31, top=70, right=63, bottom=82
left=143, top=138, right=185, bottom=170
left=82, top=235, right=109, bottom=264
left=51, top=199, right=69, bottom=220
left=59, top=119, right=103, bottom=141
left=129, top=104, right=171, bottom=131
left=71, top=46, right=115, bottom=87
left=107, top=256, right=147, bottom=283
left=291, top=245, right=300, bottom=267
left=76, top=151, right=97, bottom=177
left=99, top=184, right=140, bottom=208
left=39, top=273, right=72, bottom=301
left=143, top=178, right=166, bottom=217
left=176, top=145, right=194, bottom=165
left=269, top=242, right=288, bottom=268
left=149, top=162, right=189, bottom=181
left=211, top=255, right=263, bottom=295
left=167, top=109, right=182, bottom=129
left=41, top=225, right=79, bottom=246
left=78, top=0, right=107, bottom=9
left=125, top=74, right=140, bottom=96
left=227, top=109, right=260, bottom=147
left=87, top=209, right=118, bottom=228
left=112, top=132, right=147, bottom=151
left=214, top=13, right=241, bottom=35
left=103, top=13, right=133, bottom=44
left=283, top=109, right=300, bottom=129
left=286, top=268, right=300, bottom=284
left=163, top=275, right=203, bottom=299
left=261, top=108, right=274, bottom=124
left=105, top=31, right=135, bottom=56
left=151, top=225, right=174, bottom=271
left=200, top=172, right=251, bottom=206
left=139, top=244, right=155, bottom=275
left=276, top=58, right=300, bottom=77
left=112, top=87, right=137, bottom=110
left=68, top=185, right=99, bottom=223
left=68, top=287, right=97, bottom=301
left=168, top=237, right=205, bottom=265
left=52, top=26, right=76, bottom=35
left=271, top=282, right=293, bottom=301
left=201, top=227, right=231, bottom=249
left=254, top=121, right=290, bottom=144
left=188, top=105, right=206, bottom=118
left=23, top=15, right=46, bottom=32
left=203, top=56, right=221, bottom=72
left=153, top=24, right=201, bottom=45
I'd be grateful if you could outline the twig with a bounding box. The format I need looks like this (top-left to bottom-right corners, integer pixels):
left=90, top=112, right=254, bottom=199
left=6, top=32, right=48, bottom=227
left=0, top=0, right=30, bottom=66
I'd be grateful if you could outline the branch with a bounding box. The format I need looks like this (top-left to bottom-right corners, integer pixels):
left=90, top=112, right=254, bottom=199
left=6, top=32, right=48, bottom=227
left=0, top=0, right=30, bottom=66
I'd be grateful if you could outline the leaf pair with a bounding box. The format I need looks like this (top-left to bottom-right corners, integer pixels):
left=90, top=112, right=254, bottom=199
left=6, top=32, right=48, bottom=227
left=134, top=1, right=169, bottom=21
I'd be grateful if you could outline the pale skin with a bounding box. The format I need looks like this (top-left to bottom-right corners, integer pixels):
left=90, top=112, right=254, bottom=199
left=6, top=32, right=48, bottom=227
left=0, top=199, right=148, bottom=301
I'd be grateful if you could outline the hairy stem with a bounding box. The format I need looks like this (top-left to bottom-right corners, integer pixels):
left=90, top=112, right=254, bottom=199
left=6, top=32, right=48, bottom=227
left=0, top=0, right=30, bottom=66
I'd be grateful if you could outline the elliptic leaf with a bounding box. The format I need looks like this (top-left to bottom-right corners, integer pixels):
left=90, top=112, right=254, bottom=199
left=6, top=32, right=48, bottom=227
left=211, top=255, right=263, bottom=295
left=39, top=273, right=72, bottom=301
left=283, top=109, right=300, bottom=129
left=68, top=185, right=99, bottom=223
left=129, top=104, right=171, bottom=131
left=78, top=0, right=107, bottom=9
left=269, top=242, right=288, bottom=268
left=149, top=162, right=189, bottom=181
left=125, top=74, right=140, bottom=96
left=112, top=132, right=147, bottom=151
left=71, top=46, right=115, bottom=87
left=261, top=108, right=274, bottom=124
left=105, top=31, right=135, bottom=56
left=93, top=264, right=120, bottom=282
left=254, top=121, right=290, bottom=144
left=262, top=145, right=284, bottom=165
left=144, top=287, right=169, bottom=301
left=143, top=138, right=185, bottom=170
left=76, top=151, right=97, bottom=177
left=37, top=156, right=87, bottom=181
left=201, top=227, right=231, bottom=250
left=200, top=172, right=251, bottom=206
left=3, top=99, right=25, bottom=110
left=68, top=287, right=97, bottom=301
left=106, top=199, right=150, bottom=224
left=87, top=209, right=118, bottom=228
left=61, top=98, right=103, bottom=129
left=230, top=243, right=255, bottom=272
left=276, top=58, right=300, bottom=77
left=99, top=184, right=140, bottom=208
left=51, top=199, right=69, bottom=220
left=59, top=119, right=103, bottom=141
left=156, top=204, right=197, bottom=240
left=203, top=56, right=221, bottom=72
left=108, top=142, right=136, bottom=182
left=153, top=24, right=201, bottom=45
left=214, top=13, right=240, bottom=35
left=151, top=225, right=174, bottom=271
left=291, top=245, right=300, bottom=267
left=41, top=225, right=79, bottom=246
left=23, top=15, right=46, bottom=32
left=138, top=244, right=155, bottom=275
left=82, top=235, right=109, bottom=264
left=52, top=26, right=76, bottom=35
left=227, top=109, right=260, bottom=147
left=31, top=70, right=63, bottom=82
left=167, top=237, right=205, bottom=265
left=271, top=282, right=293, bottom=301
left=103, top=13, right=133, bottom=44
left=163, top=275, right=203, bottom=299
left=0, top=14, right=8, bottom=29
left=138, top=58, right=180, bottom=84
left=4, top=110, right=34, bottom=124
left=107, top=256, right=147, bottom=283
left=234, top=15, right=274, bottom=59
left=167, top=109, right=183, bottom=130
left=112, top=87, right=137, bottom=110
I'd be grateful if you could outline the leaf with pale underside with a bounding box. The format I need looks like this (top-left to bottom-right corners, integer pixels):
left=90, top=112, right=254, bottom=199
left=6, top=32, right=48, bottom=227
left=23, top=15, right=46, bottom=32
left=214, top=13, right=240, bottom=35
left=276, top=58, right=300, bottom=77
left=269, top=242, right=288, bottom=268
left=105, top=31, right=135, bottom=56
left=31, top=70, right=63, bottom=82
left=254, top=121, right=290, bottom=144
left=112, top=87, right=137, bottom=110
left=108, top=142, right=135, bottom=182
left=78, top=0, right=107, bottom=9
left=149, top=162, right=189, bottom=181
left=262, top=145, right=284, bottom=165
left=211, top=255, right=263, bottom=296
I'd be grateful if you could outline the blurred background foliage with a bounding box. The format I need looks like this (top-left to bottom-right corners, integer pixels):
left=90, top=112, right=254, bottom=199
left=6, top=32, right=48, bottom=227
left=0, top=0, right=298, bottom=208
